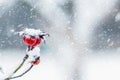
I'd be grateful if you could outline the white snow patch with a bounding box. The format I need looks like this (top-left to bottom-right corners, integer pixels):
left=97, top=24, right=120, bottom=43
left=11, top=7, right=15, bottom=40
left=115, top=12, right=120, bottom=22
left=83, top=54, right=120, bottom=80
left=10, top=29, right=15, bottom=33
left=27, top=47, right=40, bottom=62
left=19, top=28, right=42, bottom=36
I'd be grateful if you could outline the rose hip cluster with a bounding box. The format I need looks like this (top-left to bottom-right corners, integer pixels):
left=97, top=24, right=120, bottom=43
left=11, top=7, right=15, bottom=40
left=21, top=29, right=49, bottom=66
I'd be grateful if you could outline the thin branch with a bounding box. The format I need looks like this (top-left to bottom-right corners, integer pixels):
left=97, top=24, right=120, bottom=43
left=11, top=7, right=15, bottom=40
left=13, top=55, right=28, bottom=74
left=4, top=55, right=28, bottom=80
left=9, top=65, right=33, bottom=79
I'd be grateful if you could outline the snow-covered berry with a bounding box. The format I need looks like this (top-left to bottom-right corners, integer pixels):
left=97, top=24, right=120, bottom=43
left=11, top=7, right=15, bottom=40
left=26, top=47, right=40, bottom=64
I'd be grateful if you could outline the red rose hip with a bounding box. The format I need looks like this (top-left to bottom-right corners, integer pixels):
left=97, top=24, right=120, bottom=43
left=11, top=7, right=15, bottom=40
left=23, top=36, right=41, bottom=47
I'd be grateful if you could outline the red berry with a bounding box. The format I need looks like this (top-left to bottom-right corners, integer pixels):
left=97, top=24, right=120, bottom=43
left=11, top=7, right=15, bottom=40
left=33, top=38, right=41, bottom=47
left=23, top=36, right=41, bottom=47
left=31, top=59, right=40, bottom=65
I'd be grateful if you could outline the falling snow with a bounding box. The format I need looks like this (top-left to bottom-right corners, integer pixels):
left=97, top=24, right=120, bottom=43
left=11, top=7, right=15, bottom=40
left=0, top=0, right=120, bottom=80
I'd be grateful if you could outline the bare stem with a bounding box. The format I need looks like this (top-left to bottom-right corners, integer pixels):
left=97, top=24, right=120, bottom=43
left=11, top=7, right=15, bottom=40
left=4, top=55, right=28, bottom=80
left=9, top=65, right=33, bottom=79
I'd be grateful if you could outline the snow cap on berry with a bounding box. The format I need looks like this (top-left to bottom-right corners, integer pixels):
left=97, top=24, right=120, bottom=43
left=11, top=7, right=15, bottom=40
left=19, top=28, right=43, bottom=36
